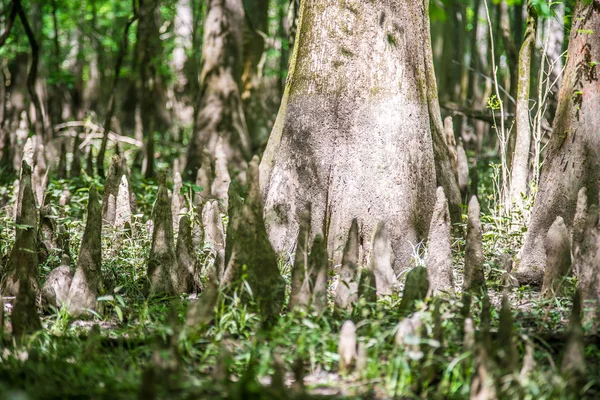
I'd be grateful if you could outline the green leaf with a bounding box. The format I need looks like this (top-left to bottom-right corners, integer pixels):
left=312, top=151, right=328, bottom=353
left=115, top=306, right=123, bottom=322
left=115, top=294, right=125, bottom=307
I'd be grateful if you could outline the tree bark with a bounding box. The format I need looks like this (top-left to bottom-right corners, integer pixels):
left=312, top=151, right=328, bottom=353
left=97, top=1, right=139, bottom=178
left=17, top=0, right=46, bottom=139
left=184, top=0, right=250, bottom=180
left=509, top=5, right=537, bottom=208
left=516, top=0, right=600, bottom=284
left=241, top=0, right=269, bottom=152
left=137, top=0, right=166, bottom=179
left=0, top=0, right=17, bottom=48
left=260, top=0, right=449, bottom=269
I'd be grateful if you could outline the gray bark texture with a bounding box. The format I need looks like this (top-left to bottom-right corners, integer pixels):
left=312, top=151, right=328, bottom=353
left=509, top=6, right=536, bottom=208
left=334, top=218, right=359, bottom=313
left=369, top=222, right=396, bottom=296
left=309, top=233, right=328, bottom=313
left=147, top=184, right=178, bottom=295
left=289, top=206, right=311, bottom=311
left=175, top=215, right=197, bottom=293
left=260, top=0, right=457, bottom=272
left=42, top=255, right=73, bottom=309
left=67, top=186, right=104, bottom=316
left=463, top=196, right=485, bottom=293
left=185, top=0, right=250, bottom=180
left=516, top=2, right=600, bottom=284
left=202, top=199, right=226, bottom=280
left=426, top=187, right=454, bottom=297
left=575, top=205, right=600, bottom=323
left=541, top=216, right=572, bottom=298
left=571, top=187, right=588, bottom=263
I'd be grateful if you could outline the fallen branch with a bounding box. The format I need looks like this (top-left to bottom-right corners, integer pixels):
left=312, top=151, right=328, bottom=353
left=56, top=125, right=143, bottom=148
left=440, top=101, right=514, bottom=125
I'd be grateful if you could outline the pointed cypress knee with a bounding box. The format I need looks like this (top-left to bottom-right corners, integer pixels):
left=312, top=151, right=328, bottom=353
left=464, top=196, right=485, bottom=294
left=334, top=218, right=360, bottom=313
left=572, top=187, right=588, bottom=260
left=290, top=205, right=312, bottom=311
left=576, top=205, right=600, bottom=326
left=12, top=258, right=42, bottom=337
left=309, top=233, right=329, bottom=313
left=426, top=187, right=455, bottom=297
left=102, top=155, right=124, bottom=225
left=221, top=156, right=285, bottom=320
left=175, top=215, right=196, bottom=293
left=186, top=267, right=218, bottom=329
left=86, top=146, right=95, bottom=177
left=172, top=172, right=184, bottom=232
left=542, top=217, right=572, bottom=298
left=338, top=320, right=357, bottom=374
left=42, top=255, right=73, bottom=310
left=561, top=289, right=586, bottom=392
left=2, top=161, right=39, bottom=296
left=67, top=186, right=104, bottom=316
left=202, top=200, right=226, bottom=280
left=398, top=266, right=429, bottom=314
left=496, top=294, right=517, bottom=372
left=147, top=183, right=178, bottom=295
left=114, top=175, right=132, bottom=229
left=211, top=138, right=231, bottom=210
left=370, top=221, right=396, bottom=296
left=357, top=268, right=377, bottom=305
left=194, top=148, right=212, bottom=208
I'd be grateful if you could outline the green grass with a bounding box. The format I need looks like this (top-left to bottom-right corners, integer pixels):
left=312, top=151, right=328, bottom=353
left=0, top=164, right=598, bottom=399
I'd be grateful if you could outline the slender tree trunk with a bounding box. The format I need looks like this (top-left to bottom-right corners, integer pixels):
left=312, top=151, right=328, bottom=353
left=184, top=0, right=250, bottom=180
left=544, top=1, right=565, bottom=124
left=260, top=0, right=459, bottom=269
left=137, top=0, right=163, bottom=179
left=509, top=5, right=537, bottom=208
left=277, top=2, right=288, bottom=99
left=438, top=2, right=465, bottom=103
left=15, top=0, right=46, bottom=139
left=97, top=2, right=139, bottom=178
left=241, top=0, right=269, bottom=152
left=48, top=0, right=62, bottom=126
left=516, top=0, right=600, bottom=284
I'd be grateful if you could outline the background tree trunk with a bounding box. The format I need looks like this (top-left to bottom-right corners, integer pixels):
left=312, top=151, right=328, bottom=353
left=241, top=0, right=269, bottom=152
left=509, top=5, right=536, bottom=208
left=260, top=0, right=443, bottom=269
left=184, top=0, right=250, bottom=181
left=516, top=1, right=600, bottom=284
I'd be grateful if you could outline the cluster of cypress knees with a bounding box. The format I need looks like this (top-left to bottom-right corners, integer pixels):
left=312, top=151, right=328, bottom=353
left=0, top=135, right=591, bottom=397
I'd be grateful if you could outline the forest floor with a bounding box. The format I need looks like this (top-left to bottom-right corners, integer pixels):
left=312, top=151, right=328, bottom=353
left=0, top=160, right=598, bottom=400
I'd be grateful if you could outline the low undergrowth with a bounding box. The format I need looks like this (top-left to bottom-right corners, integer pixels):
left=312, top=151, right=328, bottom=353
left=0, top=168, right=597, bottom=400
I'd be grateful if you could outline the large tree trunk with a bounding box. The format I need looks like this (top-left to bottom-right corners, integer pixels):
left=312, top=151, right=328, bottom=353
left=260, top=0, right=453, bottom=270
left=184, top=0, right=250, bottom=181
left=516, top=0, right=600, bottom=284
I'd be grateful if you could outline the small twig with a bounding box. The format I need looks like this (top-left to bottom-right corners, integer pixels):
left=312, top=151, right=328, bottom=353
left=0, top=0, right=18, bottom=48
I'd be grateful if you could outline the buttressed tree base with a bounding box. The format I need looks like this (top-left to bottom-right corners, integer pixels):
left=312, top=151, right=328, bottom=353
left=260, top=0, right=460, bottom=270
